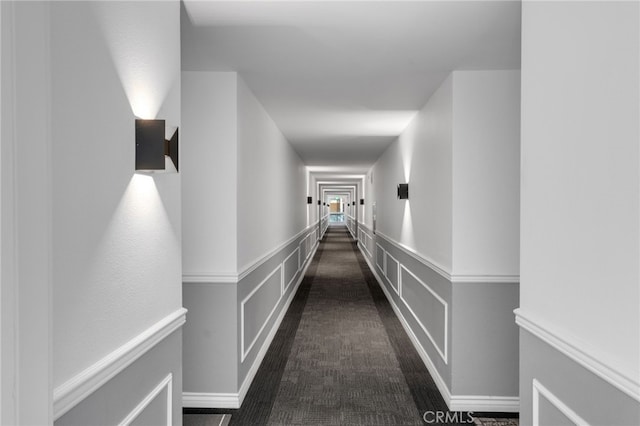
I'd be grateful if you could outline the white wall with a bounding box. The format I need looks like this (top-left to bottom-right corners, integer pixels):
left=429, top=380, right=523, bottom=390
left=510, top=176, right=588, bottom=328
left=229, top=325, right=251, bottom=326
left=372, top=75, right=454, bottom=271
left=452, top=70, right=520, bottom=276
left=181, top=72, right=308, bottom=402
left=370, top=71, right=520, bottom=277
left=50, top=0, right=182, bottom=401
left=1, top=2, right=53, bottom=423
left=520, top=0, right=639, bottom=385
left=366, top=70, right=521, bottom=408
left=182, top=72, right=238, bottom=276
left=236, top=76, right=307, bottom=271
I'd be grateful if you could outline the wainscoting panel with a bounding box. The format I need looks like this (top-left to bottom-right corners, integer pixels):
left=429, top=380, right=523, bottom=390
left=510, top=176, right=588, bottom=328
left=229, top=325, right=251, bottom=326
left=358, top=223, right=519, bottom=413
left=384, top=252, right=400, bottom=294
left=400, top=265, right=448, bottom=363
left=183, top=224, right=320, bottom=409
left=241, top=266, right=283, bottom=362
left=124, top=374, right=172, bottom=426
left=376, top=243, right=386, bottom=274
left=55, top=330, right=182, bottom=426
left=532, top=379, right=586, bottom=426
left=519, top=318, right=640, bottom=426
left=299, top=236, right=307, bottom=264
left=283, top=247, right=300, bottom=294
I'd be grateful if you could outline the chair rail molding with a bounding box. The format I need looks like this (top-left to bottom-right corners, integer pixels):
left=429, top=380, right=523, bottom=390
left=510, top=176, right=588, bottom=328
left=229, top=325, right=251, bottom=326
left=515, top=308, right=640, bottom=402
left=53, top=308, right=187, bottom=420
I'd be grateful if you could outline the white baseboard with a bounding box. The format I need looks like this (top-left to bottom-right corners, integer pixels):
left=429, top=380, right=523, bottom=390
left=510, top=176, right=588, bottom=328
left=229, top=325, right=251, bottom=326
left=449, top=395, right=520, bottom=413
left=360, top=246, right=519, bottom=413
left=182, top=241, right=319, bottom=409
left=182, top=392, right=240, bottom=409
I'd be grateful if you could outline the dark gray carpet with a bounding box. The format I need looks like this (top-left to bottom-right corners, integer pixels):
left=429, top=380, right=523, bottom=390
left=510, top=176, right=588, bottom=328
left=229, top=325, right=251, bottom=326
left=266, top=227, right=423, bottom=425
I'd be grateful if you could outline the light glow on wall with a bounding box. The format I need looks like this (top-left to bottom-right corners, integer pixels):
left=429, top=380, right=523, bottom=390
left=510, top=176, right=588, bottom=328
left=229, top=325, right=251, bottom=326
left=92, top=2, right=178, bottom=119
left=86, top=174, right=178, bottom=296
left=400, top=201, right=415, bottom=249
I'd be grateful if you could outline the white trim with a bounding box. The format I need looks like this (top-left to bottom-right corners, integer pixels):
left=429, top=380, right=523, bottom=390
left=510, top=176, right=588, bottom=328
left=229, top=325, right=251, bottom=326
left=376, top=231, right=450, bottom=279
left=283, top=247, right=300, bottom=295
left=375, top=231, right=519, bottom=284
left=451, top=275, right=520, bottom=284
left=515, top=309, right=640, bottom=403
left=298, top=237, right=306, bottom=264
left=305, top=231, right=316, bottom=262
left=240, top=265, right=282, bottom=362
left=359, top=228, right=373, bottom=259
left=400, top=264, right=448, bottom=363
left=361, top=247, right=519, bottom=413
left=238, top=224, right=318, bottom=281
left=182, top=274, right=239, bottom=284
left=449, top=395, right=519, bottom=413
left=54, top=308, right=187, bottom=420
left=182, top=392, right=239, bottom=409
left=184, top=241, right=318, bottom=409
left=384, top=252, right=400, bottom=295
left=532, top=379, right=589, bottom=426
left=119, top=374, right=172, bottom=426
left=375, top=242, right=386, bottom=273
left=183, top=224, right=319, bottom=285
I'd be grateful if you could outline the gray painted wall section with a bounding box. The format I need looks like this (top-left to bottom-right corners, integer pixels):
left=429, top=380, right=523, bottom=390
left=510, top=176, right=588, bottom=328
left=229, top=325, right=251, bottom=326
left=359, top=224, right=519, bottom=408
left=520, top=330, right=640, bottom=426
left=183, top=284, right=238, bottom=393
left=237, top=230, right=316, bottom=385
left=183, top=225, right=319, bottom=403
left=365, top=227, right=452, bottom=390
left=451, top=282, right=519, bottom=396
left=55, top=331, right=182, bottom=426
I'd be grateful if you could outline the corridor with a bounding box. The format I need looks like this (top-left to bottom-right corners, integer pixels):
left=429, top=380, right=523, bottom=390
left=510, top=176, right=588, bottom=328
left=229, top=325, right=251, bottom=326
left=3, top=1, right=638, bottom=425
left=184, top=227, right=516, bottom=426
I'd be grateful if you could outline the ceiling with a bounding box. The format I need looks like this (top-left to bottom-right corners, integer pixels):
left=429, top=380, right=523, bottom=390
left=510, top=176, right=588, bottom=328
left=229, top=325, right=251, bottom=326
left=181, top=0, right=521, bottom=173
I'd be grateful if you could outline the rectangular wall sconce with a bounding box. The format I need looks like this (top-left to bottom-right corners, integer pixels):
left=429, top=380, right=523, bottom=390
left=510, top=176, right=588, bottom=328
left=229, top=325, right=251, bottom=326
left=352, top=201, right=356, bottom=206
left=135, top=119, right=179, bottom=172
left=307, top=196, right=313, bottom=204
left=397, top=183, right=409, bottom=199
left=360, top=198, right=364, bottom=205
left=318, top=200, right=321, bottom=206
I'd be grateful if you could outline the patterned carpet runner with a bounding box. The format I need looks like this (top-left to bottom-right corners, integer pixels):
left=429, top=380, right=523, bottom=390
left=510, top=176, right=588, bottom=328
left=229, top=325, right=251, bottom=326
left=266, top=227, right=423, bottom=425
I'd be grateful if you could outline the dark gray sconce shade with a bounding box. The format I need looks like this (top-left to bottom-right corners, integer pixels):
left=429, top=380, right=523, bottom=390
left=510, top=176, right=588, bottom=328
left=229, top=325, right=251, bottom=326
left=352, top=201, right=356, bottom=206
left=318, top=200, right=321, bottom=205
left=136, top=119, right=164, bottom=170
left=135, top=119, right=178, bottom=172
left=307, top=196, right=313, bottom=204
left=360, top=198, right=364, bottom=205
left=397, top=183, right=409, bottom=199
left=166, top=127, right=179, bottom=172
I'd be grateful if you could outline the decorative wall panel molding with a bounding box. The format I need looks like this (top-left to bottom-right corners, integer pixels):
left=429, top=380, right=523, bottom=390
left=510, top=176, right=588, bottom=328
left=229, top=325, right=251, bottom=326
left=532, top=379, right=589, bottom=426
left=516, top=309, right=640, bottom=402
left=54, top=308, right=186, bottom=420
left=119, top=374, right=173, bottom=426
left=240, top=265, right=283, bottom=362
